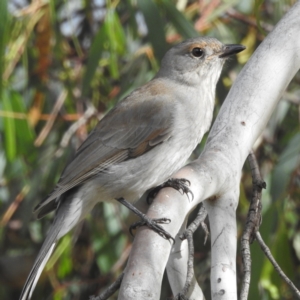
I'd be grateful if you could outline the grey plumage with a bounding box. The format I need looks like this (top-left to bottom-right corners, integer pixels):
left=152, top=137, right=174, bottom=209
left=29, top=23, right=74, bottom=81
left=20, top=37, right=245, bottom=300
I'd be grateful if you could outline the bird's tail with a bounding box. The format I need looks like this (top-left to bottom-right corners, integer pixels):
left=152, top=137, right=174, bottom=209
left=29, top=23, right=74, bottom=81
left=20, top=190, right=92, bottom=300
left=19, top=220, right=61, bottom=300
left=19, top=198, right=71, bottom=300
left=19, top=228, right=57, bottom=300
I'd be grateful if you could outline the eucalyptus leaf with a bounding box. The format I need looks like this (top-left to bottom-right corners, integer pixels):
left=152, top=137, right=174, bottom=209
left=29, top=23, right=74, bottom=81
left=137, top=0, right=168, bottom=61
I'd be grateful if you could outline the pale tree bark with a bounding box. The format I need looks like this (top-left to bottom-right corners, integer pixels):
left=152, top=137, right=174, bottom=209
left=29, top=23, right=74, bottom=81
left=118, top=1, right=300, bottom=299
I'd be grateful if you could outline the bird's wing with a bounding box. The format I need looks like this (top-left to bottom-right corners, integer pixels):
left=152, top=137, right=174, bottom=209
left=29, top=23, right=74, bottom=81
left=34, top=82, right=175, bottom=218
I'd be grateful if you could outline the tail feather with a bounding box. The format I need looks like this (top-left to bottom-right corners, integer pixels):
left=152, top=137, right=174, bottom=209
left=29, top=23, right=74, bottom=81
left=19, top=228, right=58, bottom=300
left=20, top=190, right=90, bottom=299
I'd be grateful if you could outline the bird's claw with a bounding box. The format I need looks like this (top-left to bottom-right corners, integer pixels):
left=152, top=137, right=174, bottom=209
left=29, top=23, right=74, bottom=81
left=129, top=217, right=174, bottom=243
left=147, top=178, right=194, bottom=204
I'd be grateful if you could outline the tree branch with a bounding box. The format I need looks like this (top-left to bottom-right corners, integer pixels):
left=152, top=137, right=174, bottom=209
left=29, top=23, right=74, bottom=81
left=240, top=151, right=265, bottom=300
left=118, top=2, right=300, bottom=299
left=255, top=232, right=300, bottom=299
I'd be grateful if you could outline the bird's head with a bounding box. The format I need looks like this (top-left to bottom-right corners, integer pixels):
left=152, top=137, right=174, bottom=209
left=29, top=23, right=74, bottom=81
left=157, top=37, right=245, bottom=87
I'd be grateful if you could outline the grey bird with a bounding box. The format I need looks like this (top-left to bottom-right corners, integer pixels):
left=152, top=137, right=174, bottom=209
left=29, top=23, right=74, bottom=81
left=20, top=37, right=245, bottom=300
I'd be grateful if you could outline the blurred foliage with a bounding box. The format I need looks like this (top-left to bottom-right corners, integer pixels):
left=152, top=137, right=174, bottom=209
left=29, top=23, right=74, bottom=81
left=0, top=0, right=299, bottom=299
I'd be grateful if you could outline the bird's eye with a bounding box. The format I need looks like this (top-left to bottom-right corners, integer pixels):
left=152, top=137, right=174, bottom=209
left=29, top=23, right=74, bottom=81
left=192, top=47, right=204, bottom=58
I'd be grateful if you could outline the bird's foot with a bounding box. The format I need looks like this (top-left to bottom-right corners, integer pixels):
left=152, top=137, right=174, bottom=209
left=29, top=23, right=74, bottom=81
left=116, top=197, right=174, bottom=242
left=147, top=178, right=194, bottom=204
left=129, top=216, right=174, bottom=242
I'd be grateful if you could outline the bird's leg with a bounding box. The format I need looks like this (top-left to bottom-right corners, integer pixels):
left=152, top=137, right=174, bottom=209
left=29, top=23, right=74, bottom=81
left=116, top=197, right=175, bottom=242
left=147, top=178, right=194, bottom=205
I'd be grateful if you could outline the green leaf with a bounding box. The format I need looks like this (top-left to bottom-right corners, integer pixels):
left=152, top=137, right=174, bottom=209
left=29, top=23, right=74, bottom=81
left=103, top=203, right=122, bottom=235
left=47, top=234, right=72, bottom=278
left=206, top=0, right=239, bottom=23
left=97, top=254, right=112, bottom=273
left=254, top=0, right=267, bottom=36
left=0, top=0, right=9, bottom=95
left=249, top=205, right=276, bottom=299
left=270, top=133, right=300, bottom=201
left=82, top=24, right=107, bottom=97
left=53, top=290, right=64, bottom=300
left=271, top=220, right=294, bottom=285
left=260, top=215, right=294, bottom=298
left=10, top=91, right=35, bottom=146
left=137, top=0, right=168, bottom=61
left=82, top=9, right=127, bottom=94
left=105, top=10, right=126, bottom=79
left=105, top=10, right=126, bottom=54
left=160, top=0, right=199, bottom=39
left=2, top=92, right=16, bottom=161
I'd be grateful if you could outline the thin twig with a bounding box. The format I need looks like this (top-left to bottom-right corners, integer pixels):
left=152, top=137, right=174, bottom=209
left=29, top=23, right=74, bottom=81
left=255, top=232, right=300, bottom=299
left=0, top=185, right=30, bottom=227
left=90, top=273, right=124, bottom=300
left=283, top=92, right=300, bottom=105
left=55, top=105, right=98, bottom=157
left=111, top=244, right=132, bottom=273
left=34, top=90, right=68, bottom=146
left=241, top=151, right=300, bottom=299
left=240, top=150, right=265, bottom=300
left=226, top=8, right=274, bottom=32
left=195, top=0, right=221, bottom=31
left=179, top=205, right=209, bottom=242
left=174, top=205, right=208, bottom=300
left=0, top=111, right=80, bottom=121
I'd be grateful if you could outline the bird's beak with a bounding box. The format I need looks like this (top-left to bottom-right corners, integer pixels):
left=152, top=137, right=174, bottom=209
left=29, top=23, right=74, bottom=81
left=219, top=44, right=246, bottom=58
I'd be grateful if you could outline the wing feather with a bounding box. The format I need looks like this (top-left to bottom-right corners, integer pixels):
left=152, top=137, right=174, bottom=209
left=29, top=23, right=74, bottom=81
left=34, top=80, right=175, bottom=217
